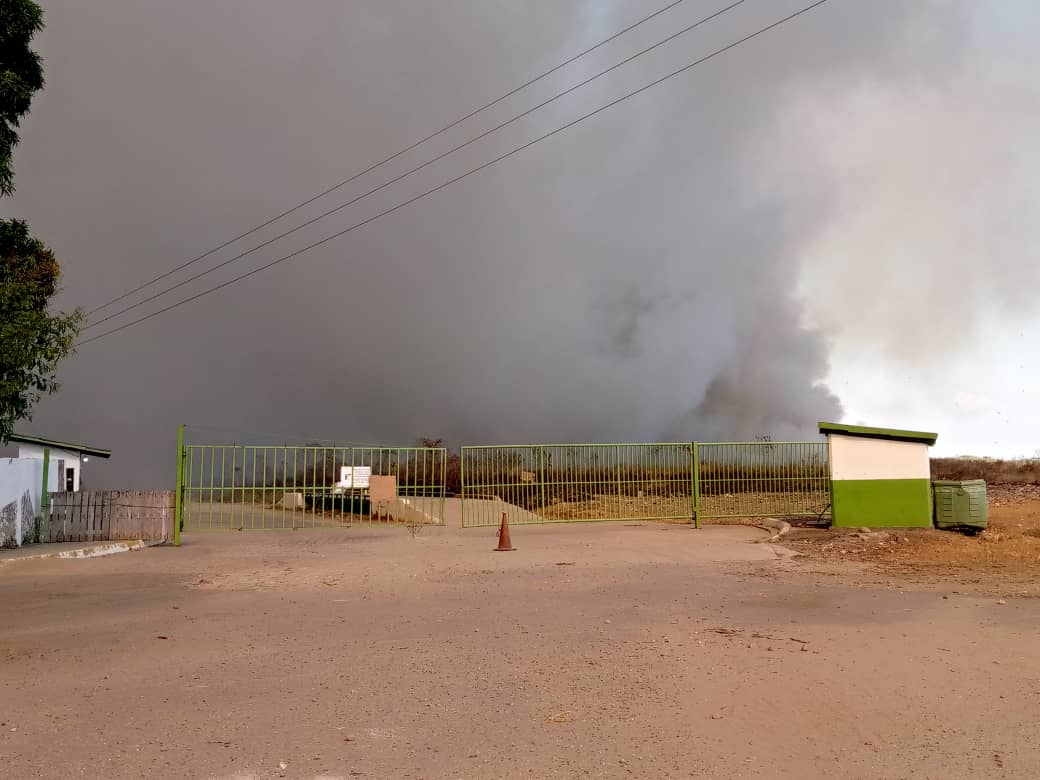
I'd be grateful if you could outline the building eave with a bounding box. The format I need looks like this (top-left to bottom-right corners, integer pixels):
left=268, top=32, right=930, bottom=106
left=817, top=422, right=938, bottom=446
left=8, top=433, right=113, bottom=459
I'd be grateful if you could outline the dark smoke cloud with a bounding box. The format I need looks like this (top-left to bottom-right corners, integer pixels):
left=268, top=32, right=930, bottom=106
left=3, top=1, right=987, bottom=486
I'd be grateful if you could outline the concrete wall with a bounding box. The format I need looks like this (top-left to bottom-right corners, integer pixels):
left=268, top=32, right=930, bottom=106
left=827, top=434, right=932, bottom=528
left=829, top=436, right=930, bottom=480
left=0, top=458, right=60, bottom=547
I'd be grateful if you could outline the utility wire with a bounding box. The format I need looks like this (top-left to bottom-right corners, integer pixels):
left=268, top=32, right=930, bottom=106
left=76, top=0, right=831, bottom=349
left=81, top=0, right=746, bottom=332
left=84, top=0, right=692, bottom=318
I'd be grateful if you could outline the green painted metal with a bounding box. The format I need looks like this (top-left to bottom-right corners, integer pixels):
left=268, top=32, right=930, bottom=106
left=818, top=422, right=937, bottom=446
left=933, top=479, right=988, bottom=531
left=826, top=435, right=835, bottom=521
left=179, top=438, right=447, bottom=532
left=539, top=447, right=546, bottom=518
left=696, top=441, right=831, bottom=519
left=460, top=443, right=697, bottom=527
left=174, top=424, right=184, bottom=546
left=831, top=478, right=932, bottom=528
left=38, top=447, right=50, bottom=543
left=691, top=441, right=700, bottom=528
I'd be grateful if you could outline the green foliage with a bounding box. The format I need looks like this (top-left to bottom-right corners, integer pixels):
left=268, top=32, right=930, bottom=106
left=0, top=3, right=80, bottom=443
left=0, top=0, right=44, bottom=196
left=0, top=219, right=82, bottom=443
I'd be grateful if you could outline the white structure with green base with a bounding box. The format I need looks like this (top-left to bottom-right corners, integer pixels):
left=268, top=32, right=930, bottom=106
left=818, top=423, right=938, bottom=528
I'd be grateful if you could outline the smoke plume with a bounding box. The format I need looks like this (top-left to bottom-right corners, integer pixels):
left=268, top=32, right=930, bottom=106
left=6, top=0, right=1026, bottom=486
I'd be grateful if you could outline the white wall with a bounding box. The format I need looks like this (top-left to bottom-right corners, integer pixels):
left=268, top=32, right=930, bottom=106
left=829, top=435, right=931, bottom=481
left=17, top=445, right=82, bottom=491
left=0, top=458, right=60, bottom=546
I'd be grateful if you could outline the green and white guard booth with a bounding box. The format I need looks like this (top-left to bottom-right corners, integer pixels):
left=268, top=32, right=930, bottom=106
left=818, top=422, right=938, bottom=528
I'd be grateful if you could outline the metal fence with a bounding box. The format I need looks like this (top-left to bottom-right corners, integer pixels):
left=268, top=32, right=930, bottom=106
left=172, top=428, right=831, bottom=541
left=459, top=441, right=831, bottom=528
left=460, top=443, right=697, bottom=527
left=177, top=437, right=446, bottom=539
left=696, top=441, right=831, bottom=519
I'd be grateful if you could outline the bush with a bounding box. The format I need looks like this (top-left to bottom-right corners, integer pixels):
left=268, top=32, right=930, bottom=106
left=931, top=458, right=1040, bottom=485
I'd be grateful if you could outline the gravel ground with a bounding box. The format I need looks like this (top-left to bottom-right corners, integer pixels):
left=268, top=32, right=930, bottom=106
left=785, top=489, right=1040, bottom=597
left=2, top=522, right=1038, bottom=779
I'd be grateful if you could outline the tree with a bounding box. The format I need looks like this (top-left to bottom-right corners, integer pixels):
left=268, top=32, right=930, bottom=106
left=0, top=221, right=81, bottom=441
left=1, top=0, right=44, bottom=196
left=1, top=1, right=81, bottom=443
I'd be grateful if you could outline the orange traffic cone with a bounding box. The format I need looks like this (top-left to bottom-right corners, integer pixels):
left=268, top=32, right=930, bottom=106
left=494, top=512, right=515, bottom=551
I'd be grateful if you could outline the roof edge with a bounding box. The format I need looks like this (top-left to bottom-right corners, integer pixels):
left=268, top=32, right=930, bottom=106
left=8, top=433, right=112, bottom=459
left=818, top=422, right=938, bottom=446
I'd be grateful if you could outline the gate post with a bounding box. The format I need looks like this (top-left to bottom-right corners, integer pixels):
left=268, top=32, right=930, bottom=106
left=38, top=447, right=50, bottom=543
left=173, top=424, right=185, bottom=546
left=615, top=445, right=622, bottom=517
left=460, top=448, right=466, bottom=528
left=439, top=448, right=446, bottom=525
left=692, top=441, right=701, bottom=529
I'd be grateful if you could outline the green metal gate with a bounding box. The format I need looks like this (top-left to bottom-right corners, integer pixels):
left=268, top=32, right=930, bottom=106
left=460, top=443, right=697, bottom=528
left=695, top=441, right=830, bottom=520
left=172, top=429, right=831, bottom=542
left=458, top=440, right=831, bottom=529
left=173, top=427, right=446, bottom=542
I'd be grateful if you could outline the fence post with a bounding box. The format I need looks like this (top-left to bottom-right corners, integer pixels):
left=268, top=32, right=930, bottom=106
left=539, top=447, right=546, bottom=517
left=38, top=447, right=50, bottom=543
left=826, top=435, right=835, bottom=519
left=687, top=442, right=695, bottom=526
left=439, top=448, right=446, bottom=525
left=173, top=424, right=184, bottom=546
left=615, top=445, right=622, bottom=517
left=692, top=442, right=701, bottom=529
left=460, top=448, right=466, bottom=528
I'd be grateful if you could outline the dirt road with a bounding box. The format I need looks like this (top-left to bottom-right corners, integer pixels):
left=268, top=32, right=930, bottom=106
left=2, top=523, right=1037, bottom=779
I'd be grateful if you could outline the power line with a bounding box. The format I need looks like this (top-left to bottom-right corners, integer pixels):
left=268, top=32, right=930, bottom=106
left=84, top=0, right=692, bottom=318
left=76, top=0, right=832, bottom=349
left=81, top=0, right=747, bottom=332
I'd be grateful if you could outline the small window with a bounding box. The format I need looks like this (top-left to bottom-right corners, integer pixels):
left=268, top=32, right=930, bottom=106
left=65, top=467, right=75, bottom=492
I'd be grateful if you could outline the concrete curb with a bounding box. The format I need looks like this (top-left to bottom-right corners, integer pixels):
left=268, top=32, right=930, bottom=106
left=0, top=539, right=164, bottom=565
left=57, top=540, right=152, bottom=559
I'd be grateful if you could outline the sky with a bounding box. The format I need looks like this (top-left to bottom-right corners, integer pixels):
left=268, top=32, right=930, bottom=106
left=2, top=0, right=1038, bottom=487
left=796, top=0, right=1040, bottom=458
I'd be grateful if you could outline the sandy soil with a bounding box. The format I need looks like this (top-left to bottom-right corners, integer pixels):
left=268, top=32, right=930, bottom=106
left=785, top=486, right=1040, bottom=597
left=539, top=491, right=829, bottom=523
left=2, top=522, right=1038, bottom=779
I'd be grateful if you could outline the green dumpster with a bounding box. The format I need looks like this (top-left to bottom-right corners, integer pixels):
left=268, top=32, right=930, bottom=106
left=933, top=480, right=988, bottom=531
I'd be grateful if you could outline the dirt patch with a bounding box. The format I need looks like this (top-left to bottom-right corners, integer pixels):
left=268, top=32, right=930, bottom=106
left=786, top=486, right=1040, bottom=597
left=987, top=482, right=1040, bottom=506
left=698, top=489, right=830, bottom=520
left=539, top=490, right=829, bottom=522
left=541, top=494, right=695, bottom=521
left=3, top=526, right=1040, bottom=779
